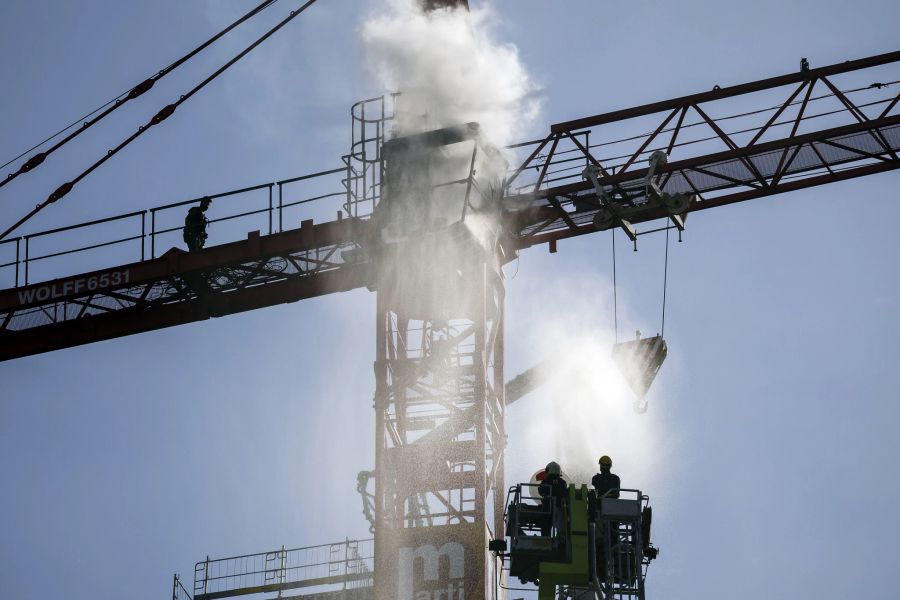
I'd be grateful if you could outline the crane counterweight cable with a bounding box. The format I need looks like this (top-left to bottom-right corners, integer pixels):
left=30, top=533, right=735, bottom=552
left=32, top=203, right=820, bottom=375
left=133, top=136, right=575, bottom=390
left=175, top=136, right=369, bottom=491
left=0, top=0, right=319, bottom=242
left=0, top=0, right=281, bottom=192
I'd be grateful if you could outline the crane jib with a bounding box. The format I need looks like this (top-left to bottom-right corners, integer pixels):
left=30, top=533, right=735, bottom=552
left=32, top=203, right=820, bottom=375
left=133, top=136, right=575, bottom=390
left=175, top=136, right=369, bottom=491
left=0, top=49, right=898, bottom=361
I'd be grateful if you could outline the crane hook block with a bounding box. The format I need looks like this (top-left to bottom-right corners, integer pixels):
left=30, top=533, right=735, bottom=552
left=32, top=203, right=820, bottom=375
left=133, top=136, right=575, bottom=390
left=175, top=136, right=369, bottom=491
left=612, top=332, right=667, bottom=411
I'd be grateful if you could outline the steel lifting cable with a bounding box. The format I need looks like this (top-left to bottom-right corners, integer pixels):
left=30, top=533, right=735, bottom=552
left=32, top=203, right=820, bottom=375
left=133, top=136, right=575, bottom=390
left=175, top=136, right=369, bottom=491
left=612, top=228, right=618, bottom=344
left=0, top=0, right=320, bottom=242
left=660, top=225, right=670, bottom=338
left=612, top=225, right=672, bottom=341
left=0, top=0, right=281, bottom=192
left=600, top=89, right=897, bottom=341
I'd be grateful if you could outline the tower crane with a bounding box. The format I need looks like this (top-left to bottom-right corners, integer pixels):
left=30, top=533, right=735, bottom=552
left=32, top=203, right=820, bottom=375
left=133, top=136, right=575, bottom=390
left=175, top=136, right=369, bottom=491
left=0, top=2, right=898, bottom=600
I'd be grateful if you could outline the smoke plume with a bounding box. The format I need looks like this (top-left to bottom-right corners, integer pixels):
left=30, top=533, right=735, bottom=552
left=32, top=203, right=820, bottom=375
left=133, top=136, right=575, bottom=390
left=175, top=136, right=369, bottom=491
left=360, top=0, right=540, bottom=147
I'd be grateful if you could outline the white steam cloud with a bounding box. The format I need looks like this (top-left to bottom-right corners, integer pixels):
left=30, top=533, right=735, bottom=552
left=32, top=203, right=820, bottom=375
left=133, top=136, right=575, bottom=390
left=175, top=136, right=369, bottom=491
left=506, top=275, right=673, bottom=495
left=360, top=0, right=540, bottom=147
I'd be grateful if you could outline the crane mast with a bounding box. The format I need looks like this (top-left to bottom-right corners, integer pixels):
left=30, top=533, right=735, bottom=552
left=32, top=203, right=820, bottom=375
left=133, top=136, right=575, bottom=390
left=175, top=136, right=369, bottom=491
left=371, top=123, right=507, bottom=600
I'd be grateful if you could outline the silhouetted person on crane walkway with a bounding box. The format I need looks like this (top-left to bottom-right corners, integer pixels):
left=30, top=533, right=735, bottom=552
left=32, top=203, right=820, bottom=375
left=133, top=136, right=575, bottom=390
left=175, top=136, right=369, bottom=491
left=184, top=197, right=211, bottom=251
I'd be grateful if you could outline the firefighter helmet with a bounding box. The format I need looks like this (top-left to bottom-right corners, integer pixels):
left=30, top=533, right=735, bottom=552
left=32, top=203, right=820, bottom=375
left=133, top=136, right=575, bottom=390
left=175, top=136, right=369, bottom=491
left=599, top=455, right=612, bottom=468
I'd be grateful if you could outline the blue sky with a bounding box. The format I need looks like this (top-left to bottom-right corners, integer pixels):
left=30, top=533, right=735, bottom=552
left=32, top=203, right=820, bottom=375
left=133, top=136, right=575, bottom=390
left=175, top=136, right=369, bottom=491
left=1, top=1, right=899, bottom=599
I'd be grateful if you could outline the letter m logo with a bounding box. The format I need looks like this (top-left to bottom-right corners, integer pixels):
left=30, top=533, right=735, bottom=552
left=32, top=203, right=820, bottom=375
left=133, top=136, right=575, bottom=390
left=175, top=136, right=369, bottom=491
left=398, top=542, right=465, bottom=599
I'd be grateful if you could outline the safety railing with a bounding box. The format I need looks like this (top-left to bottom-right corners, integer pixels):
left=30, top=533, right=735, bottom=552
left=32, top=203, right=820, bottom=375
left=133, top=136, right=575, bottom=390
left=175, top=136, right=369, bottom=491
left=594, top=489, right=649, bottom=600
left=0, top=238, right=22, bottom=290
left=598, top=488, right=646, bottom=502
left=504, top=482, right=554, bottom=537
left=0, top=166, right=350, bottom=290
left=0, top=210, right=146, bottom=289
left=173, top=574, right=194, bottom=600
left=345, top=95, right=393, bottom=219
left=193, top=539, right=373, bottom=600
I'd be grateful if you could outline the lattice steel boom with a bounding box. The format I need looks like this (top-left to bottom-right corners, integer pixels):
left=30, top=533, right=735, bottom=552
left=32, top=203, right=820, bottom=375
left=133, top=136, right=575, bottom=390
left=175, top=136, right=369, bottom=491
left=0, top=51, right=898, bottom=362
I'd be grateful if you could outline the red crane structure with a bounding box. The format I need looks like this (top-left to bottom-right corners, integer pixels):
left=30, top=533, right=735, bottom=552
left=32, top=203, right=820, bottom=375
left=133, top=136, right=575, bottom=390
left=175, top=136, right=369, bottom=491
left=0, top=15, right=897, bottom=599
left=2, top=51, right=897, bottom=362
